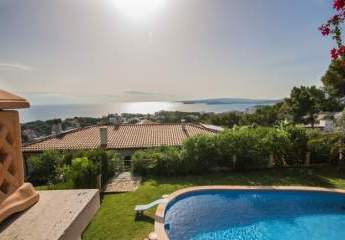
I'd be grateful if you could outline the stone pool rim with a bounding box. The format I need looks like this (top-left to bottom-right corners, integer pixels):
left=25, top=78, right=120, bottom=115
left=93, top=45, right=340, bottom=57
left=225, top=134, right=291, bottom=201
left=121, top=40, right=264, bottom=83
left=154, top=185, right=345, bottom=240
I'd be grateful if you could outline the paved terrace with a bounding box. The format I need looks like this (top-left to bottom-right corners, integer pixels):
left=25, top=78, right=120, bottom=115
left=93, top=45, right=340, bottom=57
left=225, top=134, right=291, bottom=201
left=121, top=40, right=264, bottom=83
left=103, top=172, right=141, bottom=193
left=0, top=189, right=99, bottom=240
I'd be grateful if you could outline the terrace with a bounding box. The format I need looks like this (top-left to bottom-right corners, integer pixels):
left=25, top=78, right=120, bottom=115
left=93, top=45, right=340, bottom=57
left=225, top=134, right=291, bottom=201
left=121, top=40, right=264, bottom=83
left=2, top=90, right=345, bottom=240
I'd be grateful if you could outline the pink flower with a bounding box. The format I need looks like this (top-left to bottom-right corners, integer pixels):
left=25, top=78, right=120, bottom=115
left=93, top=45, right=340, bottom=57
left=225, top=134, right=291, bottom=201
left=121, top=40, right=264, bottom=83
left=338, top=45, right=345, bottom=55
left=319, top=26, right=330, bottom=36
left=331, top=48, right=339, bottom=60
left=333, top=0, right=345, bottom=11
left=331, top=15, right=340, bottom=24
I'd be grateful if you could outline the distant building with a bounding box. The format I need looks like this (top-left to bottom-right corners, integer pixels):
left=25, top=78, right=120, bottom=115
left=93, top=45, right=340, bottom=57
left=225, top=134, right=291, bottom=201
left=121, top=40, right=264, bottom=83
left=304, top=119, right=335, bottom=132
left=51, top=121, right=63, bottom=135
left=138, top=119, right=157, bottom=125
left=245, top=106, right=259, bottom=114
left=64, top=118, right=81, bottom=130
left=201, top=124, right=224, bottom=132
left=125, top=117, right=140, bottom=124
left=22, top=129, right=37, bottom=142
left=108, top=113, right=123, bottom=125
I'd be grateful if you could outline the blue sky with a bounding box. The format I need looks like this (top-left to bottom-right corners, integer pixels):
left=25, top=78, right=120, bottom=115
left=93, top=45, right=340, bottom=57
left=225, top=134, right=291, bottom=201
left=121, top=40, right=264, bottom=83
left=0, top=0, right=336, bottom=104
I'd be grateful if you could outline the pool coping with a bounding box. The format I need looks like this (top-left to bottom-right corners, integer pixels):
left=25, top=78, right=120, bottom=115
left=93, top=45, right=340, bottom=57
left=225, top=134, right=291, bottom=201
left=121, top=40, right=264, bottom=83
left=154, top=185, right=345, bottom=240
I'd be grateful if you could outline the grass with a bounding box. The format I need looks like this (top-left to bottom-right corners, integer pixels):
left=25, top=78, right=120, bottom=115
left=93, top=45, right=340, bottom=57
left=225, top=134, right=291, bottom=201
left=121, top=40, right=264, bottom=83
left=82, top=167, right=345, bottom=240
left=35, top=181, right=73, bottom=190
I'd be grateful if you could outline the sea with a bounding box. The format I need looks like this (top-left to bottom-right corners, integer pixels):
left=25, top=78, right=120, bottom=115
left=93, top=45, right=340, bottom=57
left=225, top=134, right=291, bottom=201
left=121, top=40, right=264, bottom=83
left=18, top=101, right=273, bottom=123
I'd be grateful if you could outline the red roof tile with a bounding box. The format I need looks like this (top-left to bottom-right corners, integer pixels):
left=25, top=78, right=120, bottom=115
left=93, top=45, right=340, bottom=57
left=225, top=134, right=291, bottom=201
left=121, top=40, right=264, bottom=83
left=22, top=123, right=217, bottom=153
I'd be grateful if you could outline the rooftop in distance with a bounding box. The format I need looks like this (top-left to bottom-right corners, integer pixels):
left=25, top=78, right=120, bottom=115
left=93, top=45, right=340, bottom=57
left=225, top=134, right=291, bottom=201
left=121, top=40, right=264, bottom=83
left=22, top=123, right=220, bottom=153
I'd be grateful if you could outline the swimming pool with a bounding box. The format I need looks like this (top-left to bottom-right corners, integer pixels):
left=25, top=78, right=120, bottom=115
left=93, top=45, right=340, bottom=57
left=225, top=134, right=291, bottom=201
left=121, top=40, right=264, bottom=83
left=155, top=186, right=345, bottom=240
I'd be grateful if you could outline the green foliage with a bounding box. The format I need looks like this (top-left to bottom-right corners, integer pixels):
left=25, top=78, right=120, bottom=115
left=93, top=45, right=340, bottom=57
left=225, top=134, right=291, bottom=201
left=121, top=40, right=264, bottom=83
left=131, top=147, right=182, bottom=176
left=154, top=111, right=201, bottom=123
left=28, top=149, right=122, bottom=188
left=86, top=149, right=122, bottom=185
left=181, top=135, right=219, bottom=174
left=215, top=131, right=237, bottom=167
left=66, top=157, right=99, bottom=188
left=21, top=119, right=61, bottom=140
left=285, top=86, right=326, bottom=126
left=131, top=126, right=318, bottom=177
left=228, top=127, right=270, bottom=170
left=284, top=85, right=342, bottom=127
left=240, top=105, right=283, bottom=126
left=207, top=112, right=241, bottom=128
left=308, top=132, right=342, bottom=165
left=321, top=59, right=345, bottom=98
left=258, top=127, right=290, bottom=167
left=282, top=125, right=309, bottom=165
left=21, top=117, right=101, bottom=142
left=27, top=150, right=63, bottom=185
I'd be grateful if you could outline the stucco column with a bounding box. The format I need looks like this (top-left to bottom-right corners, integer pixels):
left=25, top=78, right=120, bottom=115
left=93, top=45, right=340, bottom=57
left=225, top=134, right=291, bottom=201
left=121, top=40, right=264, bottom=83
left=0, top=89, right=39, bottom=223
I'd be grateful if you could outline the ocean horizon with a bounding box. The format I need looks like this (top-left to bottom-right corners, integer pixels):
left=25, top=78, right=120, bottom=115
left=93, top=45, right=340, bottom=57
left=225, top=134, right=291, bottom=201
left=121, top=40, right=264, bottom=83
left=18, top=101, right=277, bottom=123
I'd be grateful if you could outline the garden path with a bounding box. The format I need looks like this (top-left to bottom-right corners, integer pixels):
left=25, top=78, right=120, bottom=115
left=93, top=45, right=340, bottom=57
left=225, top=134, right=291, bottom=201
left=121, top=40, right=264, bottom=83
left=103, top=172, right=141, bottom=193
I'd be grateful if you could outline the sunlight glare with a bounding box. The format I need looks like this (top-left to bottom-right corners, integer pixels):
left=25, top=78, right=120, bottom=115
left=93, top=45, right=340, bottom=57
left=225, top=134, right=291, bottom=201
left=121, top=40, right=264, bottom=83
left=113, top=0, right=166, bottom=20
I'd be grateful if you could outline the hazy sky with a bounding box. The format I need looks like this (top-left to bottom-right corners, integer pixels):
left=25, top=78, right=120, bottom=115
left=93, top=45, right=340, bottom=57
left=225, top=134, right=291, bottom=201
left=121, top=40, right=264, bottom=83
left=0, top=0, right=336, bottom=104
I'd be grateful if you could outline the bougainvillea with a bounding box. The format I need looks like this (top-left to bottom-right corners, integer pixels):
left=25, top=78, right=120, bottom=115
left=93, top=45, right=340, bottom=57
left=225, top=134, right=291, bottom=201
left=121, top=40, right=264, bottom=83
left=319, top=0, right=345, bottom=63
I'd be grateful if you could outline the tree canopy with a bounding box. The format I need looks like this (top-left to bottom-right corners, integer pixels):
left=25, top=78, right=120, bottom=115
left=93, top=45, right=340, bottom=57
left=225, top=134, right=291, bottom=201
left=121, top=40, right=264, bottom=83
left=321, top=59, right=345, bottom=98
left=285, top=86, right=328, bottom=127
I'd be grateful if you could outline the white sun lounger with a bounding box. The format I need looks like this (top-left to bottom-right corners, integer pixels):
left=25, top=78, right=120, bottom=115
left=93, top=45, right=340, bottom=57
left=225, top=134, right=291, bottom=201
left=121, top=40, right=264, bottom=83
left=135, top=198, right=168, bottom=215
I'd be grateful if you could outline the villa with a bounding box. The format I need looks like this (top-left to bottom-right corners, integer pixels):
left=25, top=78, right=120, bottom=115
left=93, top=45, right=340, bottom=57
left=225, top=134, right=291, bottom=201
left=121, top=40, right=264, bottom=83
left=2, top=0, right=345, bottom=239
left=21, top=123, right=220, bottom=157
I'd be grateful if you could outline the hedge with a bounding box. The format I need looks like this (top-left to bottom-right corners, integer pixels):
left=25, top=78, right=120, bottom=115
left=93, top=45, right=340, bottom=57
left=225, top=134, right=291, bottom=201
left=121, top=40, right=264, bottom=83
left=27, top=149, right=123, bottom=188
left=132, top=125, right=339, bottom=177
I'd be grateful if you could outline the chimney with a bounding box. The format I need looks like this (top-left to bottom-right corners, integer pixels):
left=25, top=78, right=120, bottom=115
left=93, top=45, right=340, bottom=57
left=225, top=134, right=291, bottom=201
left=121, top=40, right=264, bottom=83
left=182, top=123, right=189, bottom=137
left=99, top=127, right=108, bottom=148
left=51, top=120, right=63, bottom=135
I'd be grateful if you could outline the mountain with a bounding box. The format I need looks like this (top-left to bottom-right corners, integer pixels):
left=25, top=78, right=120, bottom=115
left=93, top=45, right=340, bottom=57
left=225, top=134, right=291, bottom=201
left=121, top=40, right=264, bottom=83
left=179, top=98, right=281, bottom=105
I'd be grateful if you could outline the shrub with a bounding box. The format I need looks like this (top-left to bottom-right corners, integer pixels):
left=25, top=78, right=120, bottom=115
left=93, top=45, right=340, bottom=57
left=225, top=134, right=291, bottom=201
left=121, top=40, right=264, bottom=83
left=66, top=157, right=98, bottom=188
left=229, top=127, right=270, bottom=170
left=86, top=149, right=122, bottom=184
left=123, top=126, right=342, bottom=177
left=260, top=127, right=290, bottom=166
left=27, top=150, right=63, bottom=185
left=281, top=125, right=308, bottom=165
left=28, top=149, right=122, bottom=188
left=308, top=132, right=340, bottom=164
left=131, top=147, right=181, bottom=176
left=61, top=149, right=122, bottom=185
left=156, top=147, right=182, bottom=176
left=181, top=135, right=219, bottom=174
left=131, top=126, right=313, bottom=176
left=215, top=131, right=237, bottom=167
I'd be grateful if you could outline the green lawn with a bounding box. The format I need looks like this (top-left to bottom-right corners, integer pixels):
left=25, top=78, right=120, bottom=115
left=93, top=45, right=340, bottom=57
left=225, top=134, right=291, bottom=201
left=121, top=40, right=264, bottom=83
left=82, top=168, right=345, bottom=240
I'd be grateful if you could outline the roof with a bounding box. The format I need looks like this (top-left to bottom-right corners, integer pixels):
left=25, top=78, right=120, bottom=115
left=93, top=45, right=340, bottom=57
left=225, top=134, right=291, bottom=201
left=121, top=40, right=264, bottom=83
left=0, top=89, right=30, bottom=109
left=22, top=123, right=217, bottom=153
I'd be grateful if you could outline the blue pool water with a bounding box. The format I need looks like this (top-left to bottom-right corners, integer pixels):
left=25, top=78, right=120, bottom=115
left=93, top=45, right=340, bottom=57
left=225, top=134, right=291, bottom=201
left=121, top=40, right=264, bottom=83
left=164, top=190, right=345, bottom=240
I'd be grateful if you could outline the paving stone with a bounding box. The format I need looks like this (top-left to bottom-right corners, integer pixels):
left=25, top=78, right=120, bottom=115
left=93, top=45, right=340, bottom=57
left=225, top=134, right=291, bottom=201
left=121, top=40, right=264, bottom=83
left=103, top=172, right=141, bottom=193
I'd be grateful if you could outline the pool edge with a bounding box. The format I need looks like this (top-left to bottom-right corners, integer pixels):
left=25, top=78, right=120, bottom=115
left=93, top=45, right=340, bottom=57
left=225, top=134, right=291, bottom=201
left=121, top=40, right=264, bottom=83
left=154, top=185, right=345, bottom=240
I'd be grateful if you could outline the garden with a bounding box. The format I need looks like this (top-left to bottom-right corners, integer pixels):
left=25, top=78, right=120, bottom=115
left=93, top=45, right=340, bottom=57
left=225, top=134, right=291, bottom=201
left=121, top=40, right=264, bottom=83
left=27, top=124, right=345, bottom=240
left=82, top=168, right=345, bottom=240
left=28, top=124, right=345, bottom=190
left=131, top=124, right=344, bottom=177
left=27, top=149, right=123, bottom=189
